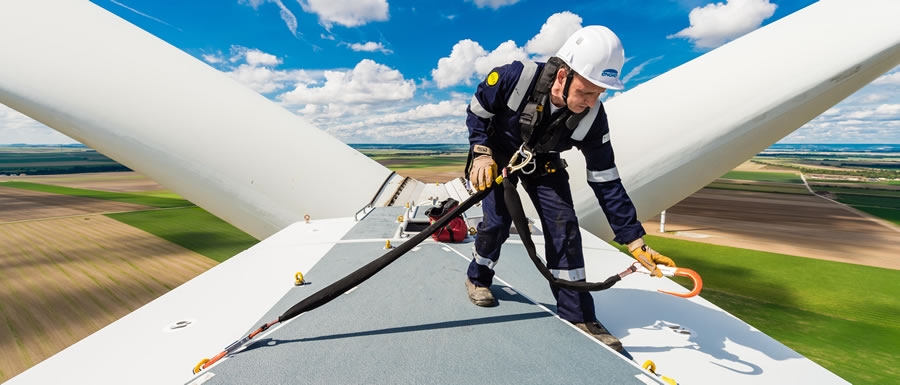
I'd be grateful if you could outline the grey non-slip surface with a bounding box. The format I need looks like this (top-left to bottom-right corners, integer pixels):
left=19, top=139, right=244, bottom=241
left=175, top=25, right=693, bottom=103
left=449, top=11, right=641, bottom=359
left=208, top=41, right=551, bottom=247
left=195, top=208, right=652, bottom=385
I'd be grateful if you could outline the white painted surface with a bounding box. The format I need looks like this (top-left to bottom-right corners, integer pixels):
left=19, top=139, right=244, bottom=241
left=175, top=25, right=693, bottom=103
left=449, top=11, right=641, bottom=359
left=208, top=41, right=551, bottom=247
left=0, top=0, right=391, bottom=240
left=572, top=224, right=848, bottom=385
left=4, top=218, right=357, bottom=385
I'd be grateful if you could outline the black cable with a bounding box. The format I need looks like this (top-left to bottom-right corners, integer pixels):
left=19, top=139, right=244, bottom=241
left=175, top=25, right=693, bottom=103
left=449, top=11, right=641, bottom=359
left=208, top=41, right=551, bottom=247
left=502, top=176, right=623, bottom=292
left=278, top=186, right=493, bottom=323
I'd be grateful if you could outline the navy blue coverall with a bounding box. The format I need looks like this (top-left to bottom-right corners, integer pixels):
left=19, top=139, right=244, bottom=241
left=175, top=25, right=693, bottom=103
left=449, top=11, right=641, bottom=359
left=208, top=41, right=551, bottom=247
left=466, top=60, right=646, bottom=323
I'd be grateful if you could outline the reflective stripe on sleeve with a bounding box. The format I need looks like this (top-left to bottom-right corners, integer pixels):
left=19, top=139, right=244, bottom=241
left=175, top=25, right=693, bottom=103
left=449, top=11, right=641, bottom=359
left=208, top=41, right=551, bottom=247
left=550, top=268, right=586, bottom=281
left=586, top=167, right=620, bottom=183
left=469, top=95, right=494, bottom=119
left=474, top=252, right=497, bottom=269
left=507, top=61, right=538, bottom=111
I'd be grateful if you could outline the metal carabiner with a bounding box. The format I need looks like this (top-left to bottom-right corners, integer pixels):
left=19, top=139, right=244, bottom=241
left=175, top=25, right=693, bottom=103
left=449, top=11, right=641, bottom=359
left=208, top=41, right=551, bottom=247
left=634, top=263, right=703, bottom=298
left=507, top=144, right=534, bottom=173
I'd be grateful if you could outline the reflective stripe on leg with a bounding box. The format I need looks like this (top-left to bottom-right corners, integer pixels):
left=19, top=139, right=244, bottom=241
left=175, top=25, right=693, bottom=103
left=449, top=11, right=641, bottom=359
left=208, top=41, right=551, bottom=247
left=550, top=267, right=586, bottom=281
left=473, top=250, right=497, bottom=269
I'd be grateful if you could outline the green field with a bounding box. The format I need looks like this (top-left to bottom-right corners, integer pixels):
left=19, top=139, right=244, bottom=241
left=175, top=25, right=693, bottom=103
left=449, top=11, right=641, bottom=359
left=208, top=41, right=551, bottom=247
left=614, top=235, right=900, bottom=385
left=106, top=208, right=259, bottom=262
left=809, top=179, right=900, bottom=186
left=853, top=207, right=900, bottom=226
left=812, top=185, right=900, bottom=197
left=706, top=181, right=810, bottom=195
left=720, top=171, right=803, bottom=184
left=0, top=181, right=257, bottom=262
left=0, top=149, right=128, bottom=175
left=0, top=181, right=191, bottom=208
left=832, top=194, right=900, bottom=210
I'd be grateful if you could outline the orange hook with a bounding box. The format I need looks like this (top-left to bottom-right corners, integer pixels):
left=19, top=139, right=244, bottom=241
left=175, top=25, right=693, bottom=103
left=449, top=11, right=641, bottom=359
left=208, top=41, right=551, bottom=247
left=657, top=266, right=703, bottom=298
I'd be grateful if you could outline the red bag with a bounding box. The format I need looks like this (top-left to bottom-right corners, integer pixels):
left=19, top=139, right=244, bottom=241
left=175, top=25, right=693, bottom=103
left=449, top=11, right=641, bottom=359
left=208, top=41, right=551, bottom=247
left=425, top=198, right=469, bottom=243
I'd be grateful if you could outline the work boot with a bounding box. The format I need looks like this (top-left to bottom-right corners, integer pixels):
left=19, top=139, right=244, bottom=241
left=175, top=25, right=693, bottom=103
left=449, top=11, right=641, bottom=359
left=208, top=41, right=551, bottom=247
left=573, top=321, right=625, bottom=353
left=465, top=278, right=495, bottom=307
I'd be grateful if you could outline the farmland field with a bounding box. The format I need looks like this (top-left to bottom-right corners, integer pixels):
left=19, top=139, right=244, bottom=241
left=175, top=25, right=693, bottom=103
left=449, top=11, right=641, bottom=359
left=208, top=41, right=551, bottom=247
left=705, top=181, right=811, bottom=195
left=106, top=207, right=259, bottom=263
left=0, top=146, right=128, bottom=175
left=0, top=215, right=216, bottom=381
left=0, top=181, right=191, bottom=208
left=720, top=170, right=803, bottom=183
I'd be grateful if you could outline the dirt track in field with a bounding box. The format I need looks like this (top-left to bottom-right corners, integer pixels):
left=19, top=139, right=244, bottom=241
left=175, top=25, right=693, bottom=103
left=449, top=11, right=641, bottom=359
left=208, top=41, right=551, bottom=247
left=643, top=188, right=900, bottom=270
left=0, top=215, right=217, bottom=381
left=0, top=172, right=166, bottom=192
left=0, top=186, right=153, bottom=222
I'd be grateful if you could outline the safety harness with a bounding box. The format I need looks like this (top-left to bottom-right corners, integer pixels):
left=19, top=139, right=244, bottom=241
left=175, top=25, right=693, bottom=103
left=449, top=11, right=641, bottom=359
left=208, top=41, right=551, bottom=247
left=465, top=58, right=587, bottom=179
left=518, top=57, right=589, bottom=154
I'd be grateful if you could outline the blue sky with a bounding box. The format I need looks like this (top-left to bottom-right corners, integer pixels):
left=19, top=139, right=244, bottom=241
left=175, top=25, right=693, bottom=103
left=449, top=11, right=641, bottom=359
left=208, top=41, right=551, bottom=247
left=1, top=0, right=898, bottom=144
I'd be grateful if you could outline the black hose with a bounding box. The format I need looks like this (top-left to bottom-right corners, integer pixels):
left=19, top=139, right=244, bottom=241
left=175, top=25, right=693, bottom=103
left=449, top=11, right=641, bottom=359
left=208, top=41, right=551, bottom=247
left=278, top=186, right=492, bottom=323
left=502, top=177, right=622, bottom=292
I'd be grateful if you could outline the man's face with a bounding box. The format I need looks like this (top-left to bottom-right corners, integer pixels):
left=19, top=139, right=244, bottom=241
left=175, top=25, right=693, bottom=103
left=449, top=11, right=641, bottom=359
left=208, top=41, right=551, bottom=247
left=553, top=69, right=606, bottom=114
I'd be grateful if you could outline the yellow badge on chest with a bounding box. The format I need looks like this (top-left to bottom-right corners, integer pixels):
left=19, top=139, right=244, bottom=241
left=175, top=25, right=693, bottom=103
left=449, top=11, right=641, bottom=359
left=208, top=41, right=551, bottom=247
left=487, top=71, right=499, bottom=86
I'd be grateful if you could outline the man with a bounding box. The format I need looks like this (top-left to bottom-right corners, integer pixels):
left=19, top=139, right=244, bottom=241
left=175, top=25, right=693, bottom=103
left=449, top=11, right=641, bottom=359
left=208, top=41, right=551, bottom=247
left=463, top=25, right=675, bottom=355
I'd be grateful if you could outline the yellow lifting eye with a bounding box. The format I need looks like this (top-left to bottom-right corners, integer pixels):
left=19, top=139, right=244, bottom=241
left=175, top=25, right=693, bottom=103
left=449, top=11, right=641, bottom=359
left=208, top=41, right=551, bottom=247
left=295, top=272, right=306, bottom=286
left=193, top=358, right=210, bottom=374
left=397, top=215, right=404, bottom=223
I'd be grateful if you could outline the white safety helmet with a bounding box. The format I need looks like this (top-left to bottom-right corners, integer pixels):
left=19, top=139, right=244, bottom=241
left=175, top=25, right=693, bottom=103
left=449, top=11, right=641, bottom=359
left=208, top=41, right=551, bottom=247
left=555, top=25, right=625, bottom=90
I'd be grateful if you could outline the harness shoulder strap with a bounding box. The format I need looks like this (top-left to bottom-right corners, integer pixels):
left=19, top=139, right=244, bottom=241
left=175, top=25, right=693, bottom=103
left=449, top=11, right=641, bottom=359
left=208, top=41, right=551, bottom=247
left=519, top=57, right=590, bottom=150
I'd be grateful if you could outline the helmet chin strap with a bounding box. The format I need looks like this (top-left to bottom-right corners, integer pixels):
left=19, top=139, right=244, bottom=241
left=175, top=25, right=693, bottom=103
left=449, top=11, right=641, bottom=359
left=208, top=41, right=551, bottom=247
left=560, top=69, right=575, bottom=106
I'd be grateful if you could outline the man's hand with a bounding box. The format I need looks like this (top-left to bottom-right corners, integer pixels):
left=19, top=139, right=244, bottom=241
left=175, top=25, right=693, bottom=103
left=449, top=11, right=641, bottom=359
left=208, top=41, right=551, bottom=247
left=628, top=238, right=675, bottom=277
left=469, top=145, right=497, bottom=191
left=470, top=155, right=497, bottom=190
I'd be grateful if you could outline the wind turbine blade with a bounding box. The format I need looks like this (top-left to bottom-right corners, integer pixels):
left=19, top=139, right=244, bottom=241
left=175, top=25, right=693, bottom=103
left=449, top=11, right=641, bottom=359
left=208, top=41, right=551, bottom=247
left=564, top=0, right=900, bottom=240
left=0, top=0, right=393, bottom=239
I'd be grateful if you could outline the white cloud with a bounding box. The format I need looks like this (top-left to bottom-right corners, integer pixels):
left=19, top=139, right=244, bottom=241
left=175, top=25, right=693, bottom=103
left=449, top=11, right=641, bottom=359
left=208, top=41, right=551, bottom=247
left=279, top=59, right=415, bottom=105
left=330, top=100, right=466, bottom=132
left=202, top=53, right=225, bottom=64
left=329, top=118, right=468, bottom=143
left=873, top=71, right=900, bottom=86
left=524, top=11, right=582, bottom=57
left=205, top=46, right=312, bottom=94
left=431, top=39, right=528, bottom=89
left=347, top=41, right=393, bottom=54
left=0, top=104, right=78, bottom=144
left=474, top=40, right=528, bottom=76
left=244, top=49, right=282, bottom=66
left=227, top=64, right=312, bottom=94
left=298, top=0, right=389, bottom=28
left=670, top=0, right=777, bottom=49
left=858, top=93, right=889, bottom=103
left=239, top=0, right=299, bottom=37
left=431, top=39, right=487, bottom=88
left=431, top=12, right=587, bottom=88
left=622, top=56, right=664, bottom=84
left=466, top=0, right=520, bottom=10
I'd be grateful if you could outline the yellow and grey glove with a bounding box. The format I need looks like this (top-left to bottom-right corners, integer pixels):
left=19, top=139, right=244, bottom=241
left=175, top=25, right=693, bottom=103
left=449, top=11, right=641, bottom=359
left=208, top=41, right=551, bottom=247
left=469, top=145, right=497, bottom=191
left=628, top=238, right=675, bottom=278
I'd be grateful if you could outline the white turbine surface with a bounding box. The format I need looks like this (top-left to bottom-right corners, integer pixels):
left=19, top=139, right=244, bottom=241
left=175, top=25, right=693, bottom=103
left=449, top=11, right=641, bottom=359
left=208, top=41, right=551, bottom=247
left=0, top=0, right=392, bottom=240
left=564, top=0, right=900, bottom=240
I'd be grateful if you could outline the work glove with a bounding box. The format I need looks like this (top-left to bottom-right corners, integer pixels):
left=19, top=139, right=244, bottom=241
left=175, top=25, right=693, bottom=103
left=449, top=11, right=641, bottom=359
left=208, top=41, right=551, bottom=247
left=628, top=238, right=675, bottom=278
left=469, top=145, right=497, bottom=191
